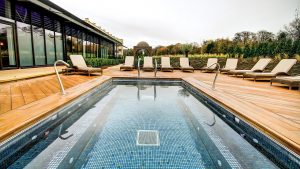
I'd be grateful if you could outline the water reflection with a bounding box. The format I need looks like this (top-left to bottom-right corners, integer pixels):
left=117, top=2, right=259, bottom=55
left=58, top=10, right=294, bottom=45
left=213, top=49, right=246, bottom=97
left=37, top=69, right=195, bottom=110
left=136, top=84, right=157, bottom=101
left=178, top=88, right=190, bottom=98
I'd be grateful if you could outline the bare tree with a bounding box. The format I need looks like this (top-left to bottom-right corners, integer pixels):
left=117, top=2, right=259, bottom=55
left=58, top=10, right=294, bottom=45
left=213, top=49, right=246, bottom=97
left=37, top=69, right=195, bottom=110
left=285, top=9, right=300, bottom=40
left=257, top=30, right=275, bottom=42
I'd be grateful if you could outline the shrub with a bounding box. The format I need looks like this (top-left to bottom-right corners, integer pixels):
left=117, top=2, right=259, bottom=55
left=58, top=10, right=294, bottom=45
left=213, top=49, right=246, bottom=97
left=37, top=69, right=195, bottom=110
left=84, top=58, right=124, bottom=67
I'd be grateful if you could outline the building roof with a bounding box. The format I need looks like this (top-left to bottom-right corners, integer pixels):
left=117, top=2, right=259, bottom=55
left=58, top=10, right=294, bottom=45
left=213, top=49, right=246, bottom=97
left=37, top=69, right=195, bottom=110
left=136, top=41, right=150, bottom=47
left=30, top=0, right=122, bottom=44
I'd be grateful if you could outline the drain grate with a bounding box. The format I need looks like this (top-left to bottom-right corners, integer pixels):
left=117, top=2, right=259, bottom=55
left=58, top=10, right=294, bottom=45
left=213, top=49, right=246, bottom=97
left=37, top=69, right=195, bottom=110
left=136, top=130, right=160, bottom=146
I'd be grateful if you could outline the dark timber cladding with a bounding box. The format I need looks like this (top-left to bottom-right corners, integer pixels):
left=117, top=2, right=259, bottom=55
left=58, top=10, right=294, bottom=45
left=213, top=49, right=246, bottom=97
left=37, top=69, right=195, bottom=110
left=0, top=0, right=122, bottom=70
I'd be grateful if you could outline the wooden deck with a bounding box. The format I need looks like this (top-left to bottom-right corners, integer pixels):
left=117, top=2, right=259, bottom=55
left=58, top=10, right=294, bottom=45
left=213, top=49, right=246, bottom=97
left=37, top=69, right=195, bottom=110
left=0, top=75, right=96, bottom=114
left=0, top=66, right=64, bottom=83
left=0, top=65, right=300, bottom=155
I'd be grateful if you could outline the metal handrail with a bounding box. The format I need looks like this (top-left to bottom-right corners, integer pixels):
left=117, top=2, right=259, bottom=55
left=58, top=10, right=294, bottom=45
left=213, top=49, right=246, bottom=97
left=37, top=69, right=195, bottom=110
left=137, top=58, right=141, bottom=78
left=206, top=63, right=221, bottom=90
left=54, top=60, right=70, bottom=95
left=154, top=59, right=158, bottom=77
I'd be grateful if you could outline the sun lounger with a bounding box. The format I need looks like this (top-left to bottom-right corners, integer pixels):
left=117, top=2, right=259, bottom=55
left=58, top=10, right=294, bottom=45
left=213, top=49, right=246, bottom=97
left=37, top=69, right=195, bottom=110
left=200, top=58, right=218, bottom=72
left=228, top=58, right=271, bottom=76
left=243, top=59, right=297, bottom=81
left=120, top=56, right=134, bottom=71
left=70, top=55, right=102, bottom=76
left=271, top=76, right=300, bottom=90
left=143, top=57, right=154, bottom=71
left=180, top=58, right=194, bottom=72
left=161, top=57, right=173, bottom=72
left=220, top=58, right=238, bottom=73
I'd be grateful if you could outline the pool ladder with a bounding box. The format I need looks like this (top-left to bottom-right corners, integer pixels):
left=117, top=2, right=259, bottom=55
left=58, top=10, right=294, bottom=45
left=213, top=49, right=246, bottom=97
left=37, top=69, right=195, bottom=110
left=137, top=58, right=141, bottom=78
left=54, top=60, right=70, bottom=95
left=137, top=58, right=158, bottom=78
left=206, top=63, right=221, bottom=90
left=154, top=59, right=158, bottom=78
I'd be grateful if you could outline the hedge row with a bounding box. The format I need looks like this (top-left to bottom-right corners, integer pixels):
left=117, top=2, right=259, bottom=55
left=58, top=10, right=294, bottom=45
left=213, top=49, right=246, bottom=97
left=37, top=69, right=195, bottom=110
left=132, top=56, right=300, bottom=75
left=84, top=58, right=125, bottom=67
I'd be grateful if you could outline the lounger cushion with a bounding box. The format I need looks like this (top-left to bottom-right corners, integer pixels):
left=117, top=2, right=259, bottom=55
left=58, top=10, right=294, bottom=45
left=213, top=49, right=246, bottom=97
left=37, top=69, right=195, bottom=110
left=206, top=58, right=218, bottom=69
left=251, top=58, right=272, bottom=71
left=161, top=57, right=172, bottom=68
left=244, top=72, right=276, bottom=77
left=77, top=67, right=102, bottom=73
left=274, top=76, right=300, bottom=81
left=271, top=59, right=297, bottom=73
left=70, top=55, right=88, bottom=68
left=223, top=59, right=238, bottom=70
left=124, top=56, right=134, bottom=66
left=143, top=57, right=153, bottom=68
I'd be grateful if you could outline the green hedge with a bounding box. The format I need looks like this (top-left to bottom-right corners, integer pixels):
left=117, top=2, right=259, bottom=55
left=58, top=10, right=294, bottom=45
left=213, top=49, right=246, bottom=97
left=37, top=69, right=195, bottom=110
left=133, top=56, right=300, bottom=75
left=84, top=58, right=124, bottom=67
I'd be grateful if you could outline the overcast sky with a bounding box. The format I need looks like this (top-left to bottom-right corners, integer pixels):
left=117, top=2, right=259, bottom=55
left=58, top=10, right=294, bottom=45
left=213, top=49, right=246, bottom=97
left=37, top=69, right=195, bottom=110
left=50, top=0, right=299, bottom=48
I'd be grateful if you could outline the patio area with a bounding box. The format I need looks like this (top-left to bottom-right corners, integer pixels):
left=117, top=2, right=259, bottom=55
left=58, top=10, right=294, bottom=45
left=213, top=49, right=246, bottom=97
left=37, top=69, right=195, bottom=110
left=0, top=65, right=300, bottom=155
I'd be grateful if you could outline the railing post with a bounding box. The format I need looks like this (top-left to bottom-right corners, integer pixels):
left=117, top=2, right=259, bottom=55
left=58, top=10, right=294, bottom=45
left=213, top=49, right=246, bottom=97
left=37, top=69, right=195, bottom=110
left=137, top=58, right=141, bottom=78
left=206, top=63, right=220, bottom=90
left=54, top=60, right=70, bottom=95
left=154, top=59, right=157, bottom=77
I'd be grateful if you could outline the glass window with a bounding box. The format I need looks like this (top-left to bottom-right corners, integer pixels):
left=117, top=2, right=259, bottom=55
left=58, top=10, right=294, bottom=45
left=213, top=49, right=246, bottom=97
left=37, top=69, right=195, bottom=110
left=0, top=22, right=15, bottom=68
left=54, top=21, right=63, bottom=61
left=16, top=5, right=33, bottom=66
left=31, top=11, right=45, bottom=65
left=77, top=30, right=83, bottom=55
left=95, top=43, right=99, bottom=58
left=72, top=28, right=78, bottom=54
left=82, top=32, right=87, bottom=57
left=0, top=0, right=12, bottom=19
left=65, top=25, right=72, bottom=58
left=44, top=16, right=55, bottom=64
left=86, top=35, right=91, bottom=58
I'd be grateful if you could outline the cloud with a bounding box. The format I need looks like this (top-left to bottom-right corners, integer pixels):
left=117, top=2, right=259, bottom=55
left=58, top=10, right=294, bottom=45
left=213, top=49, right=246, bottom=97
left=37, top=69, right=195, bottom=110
left=50, top=0, right=299, bottom=48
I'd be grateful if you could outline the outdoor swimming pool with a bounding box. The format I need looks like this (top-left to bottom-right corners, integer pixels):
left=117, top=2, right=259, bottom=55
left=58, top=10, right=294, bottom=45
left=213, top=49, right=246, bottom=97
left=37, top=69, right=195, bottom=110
left=1, top=79, right=299, bottom=168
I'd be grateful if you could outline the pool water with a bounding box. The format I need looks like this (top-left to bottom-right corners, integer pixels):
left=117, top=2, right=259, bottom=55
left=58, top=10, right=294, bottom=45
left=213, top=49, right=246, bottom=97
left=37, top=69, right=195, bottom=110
left=9, top=84, right=277, bottom=169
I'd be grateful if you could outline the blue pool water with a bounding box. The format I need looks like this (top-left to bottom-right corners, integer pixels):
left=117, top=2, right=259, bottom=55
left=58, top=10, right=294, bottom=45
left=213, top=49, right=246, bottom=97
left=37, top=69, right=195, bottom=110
left=8, top=84, right=278, bottom=169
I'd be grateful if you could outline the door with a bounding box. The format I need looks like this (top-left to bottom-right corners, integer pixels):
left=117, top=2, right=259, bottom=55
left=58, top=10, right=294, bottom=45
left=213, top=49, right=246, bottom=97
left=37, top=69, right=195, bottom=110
left=0, top=21, right=16, bottom=69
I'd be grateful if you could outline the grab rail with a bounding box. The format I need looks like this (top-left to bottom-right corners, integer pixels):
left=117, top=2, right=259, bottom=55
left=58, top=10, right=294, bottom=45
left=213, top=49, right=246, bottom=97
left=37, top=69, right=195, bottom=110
left=207, top=63, right=221, bottom=90
left=154, top=59, right=158, bottom=77
left=137, top=58, right=141, bottom=78
left=54, top=60, right=70, bottom=95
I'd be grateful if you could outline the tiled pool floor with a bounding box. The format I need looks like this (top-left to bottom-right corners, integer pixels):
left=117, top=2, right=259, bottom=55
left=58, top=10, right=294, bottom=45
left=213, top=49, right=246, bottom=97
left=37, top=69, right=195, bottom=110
left=10, top=84, right=277, bottom=169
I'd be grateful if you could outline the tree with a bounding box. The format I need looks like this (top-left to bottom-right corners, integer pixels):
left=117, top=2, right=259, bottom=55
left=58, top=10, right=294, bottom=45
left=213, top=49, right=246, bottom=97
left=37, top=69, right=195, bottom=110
left=285, top=9, right=300, bottom=40
left=181, top=43, right=194, bottom=57
left=257, top=30, right=275, bottom=42
left=243, top=43, right=252, bottom=58
left=233, top=31, right=256, bottom=45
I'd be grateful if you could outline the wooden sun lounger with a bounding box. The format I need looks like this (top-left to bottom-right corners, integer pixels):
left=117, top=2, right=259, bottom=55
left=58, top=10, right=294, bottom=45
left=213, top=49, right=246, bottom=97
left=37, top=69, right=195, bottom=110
left=120, top=56, right=134, bottom=71
left=143, top=57, right=154, bottom=71
left=70, top=55, right=102, bottom=76
left=161, top=57, right=173, bottom=72
left=200, top=58, right=218, bottom=72
left=271, top=76, right=300, bottom=90
left=180, top=58, right=194, bottom=72
left=243, top=59, right=297, bottom=81
left=220, top=58, right=238, bottom=73
left=228, top=58, right=271, bottom=76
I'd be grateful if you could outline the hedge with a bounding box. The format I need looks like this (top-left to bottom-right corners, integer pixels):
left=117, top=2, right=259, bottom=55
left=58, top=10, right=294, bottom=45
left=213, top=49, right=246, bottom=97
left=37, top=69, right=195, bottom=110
left=84, top=58, right=124, bottom=67
left=132, top=56, right=300, bottom=76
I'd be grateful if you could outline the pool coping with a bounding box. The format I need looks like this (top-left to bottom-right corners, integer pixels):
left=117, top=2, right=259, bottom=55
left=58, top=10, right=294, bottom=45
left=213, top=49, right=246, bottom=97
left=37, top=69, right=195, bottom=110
left=0, top=76, right=299, bottom=160
left=182, top=77, right=300, bottom=155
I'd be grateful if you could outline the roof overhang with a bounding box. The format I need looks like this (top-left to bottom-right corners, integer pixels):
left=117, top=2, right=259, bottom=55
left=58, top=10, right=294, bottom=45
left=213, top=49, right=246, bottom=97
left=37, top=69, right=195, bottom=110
left=17, top=0, right=123, bottom=45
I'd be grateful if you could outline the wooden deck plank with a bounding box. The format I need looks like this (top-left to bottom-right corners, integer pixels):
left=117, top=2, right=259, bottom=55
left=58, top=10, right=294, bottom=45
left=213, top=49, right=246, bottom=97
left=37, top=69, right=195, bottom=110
left=20, top=84, right=37, bottom=104
left=11, top=84, right=25, bottom=110
left=0, top=85, right=11, bottom=113
left=27, top=82, right=47, bottom=100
